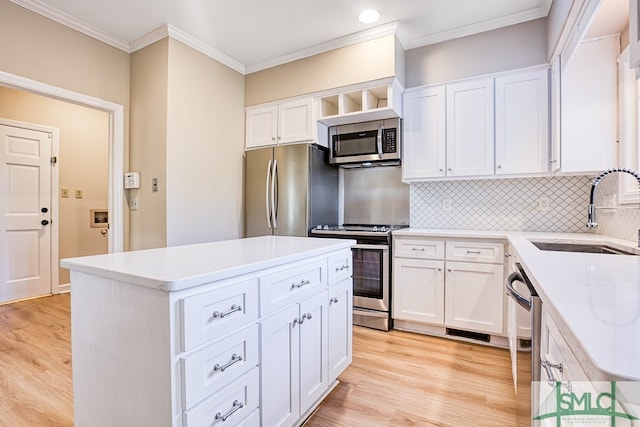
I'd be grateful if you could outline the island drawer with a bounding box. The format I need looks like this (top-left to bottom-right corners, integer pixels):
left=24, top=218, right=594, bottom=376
left=445, top=241, right=504, bottom=263
left=260, top=258, right=327, bottom=315
left=181, top=324, right=259, bottom=410
left=182, top=367, right=259, bottom=427
left=328, top=250, right=352, bottom=286
left=181, top=278, right=259, bottom=352
left=394, top=239, right=444, bottom=260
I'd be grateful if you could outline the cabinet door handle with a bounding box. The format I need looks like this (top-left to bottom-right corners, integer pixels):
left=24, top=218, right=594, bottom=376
left=411, top=247, right=425, bottom=252
left=302, top=312, right=312, bottom=320
left=447, top=268, right=453, bottom=272
left=212, top=304, right=242, bottom=319
left=291, top=279, right=310, bottom=289
left=215, top=399, right=244, bottom=422
left=213, top=353, right=243, bottom=372
left=330, top=297, right=339, bottom=304
left=466, top=250, right=481, bottom=255
left=335, top=264, right=349, bottom=272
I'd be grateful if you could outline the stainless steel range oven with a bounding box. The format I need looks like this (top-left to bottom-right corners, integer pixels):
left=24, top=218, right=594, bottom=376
left=310, top=224, right=403, bottom=331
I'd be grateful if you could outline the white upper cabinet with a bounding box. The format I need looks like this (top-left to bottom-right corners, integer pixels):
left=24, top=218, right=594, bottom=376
left=560, top=36, right=619, bottom=173
left=402, top=68, right=551, bottom=182
left=446, top=78, right=495, bottom=177
left=402, top=86, right=446, bottom=180
left=246, top=97, right=315, bottom=149
left=495, top=68, right=550, bottom=175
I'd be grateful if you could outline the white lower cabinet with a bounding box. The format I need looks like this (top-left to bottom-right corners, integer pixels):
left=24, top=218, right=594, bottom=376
left=444, top=261, right=504, bottom=334
left=393, top=235, right=505, bottom=337
left=260, top=290, right=328, bottom=427
left=327, top=279, right=353, bottom=382
left=393, top=258, right=445, bottom=324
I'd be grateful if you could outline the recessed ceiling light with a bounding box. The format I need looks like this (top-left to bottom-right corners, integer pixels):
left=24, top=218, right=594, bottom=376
left=358, top=9, right=380, bottom=24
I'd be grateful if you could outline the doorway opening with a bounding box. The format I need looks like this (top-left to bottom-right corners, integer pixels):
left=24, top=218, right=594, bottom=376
left=0, top=71, right=124, bottom=302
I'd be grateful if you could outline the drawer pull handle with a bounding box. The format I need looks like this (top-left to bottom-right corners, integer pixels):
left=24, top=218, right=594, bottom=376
left=291, top=279, right=310, bottom=289
left=330, top=297, right=339, bottom=304
left=335, top=264, right=349, bottom=272
left=466, top=250, right=481, bottom=254
left=213, top=304, right=242, bottom=319
left=541, top=359, right=570, bottom=390
left=214, top=353, right=243, bottom=372
left=215, top=399, right=244, bottom=422
left=411, top=247, right=425, bottom=252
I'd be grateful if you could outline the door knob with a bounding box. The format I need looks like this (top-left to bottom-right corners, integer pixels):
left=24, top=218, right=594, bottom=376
left=41, top=207, right=48, bottom=213
left=41, top=220, right=49, bottom=226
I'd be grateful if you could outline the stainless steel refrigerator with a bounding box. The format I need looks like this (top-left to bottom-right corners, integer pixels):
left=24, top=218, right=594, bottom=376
left=245, top=144, right=338, bottom=237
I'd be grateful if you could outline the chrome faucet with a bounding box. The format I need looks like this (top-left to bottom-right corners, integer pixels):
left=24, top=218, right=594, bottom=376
left=586, top=167, right=640, bottom=228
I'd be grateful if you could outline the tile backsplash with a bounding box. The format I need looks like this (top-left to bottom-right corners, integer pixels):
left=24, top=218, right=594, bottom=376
left=410, top=176, right=593, bottom=232
left=410, top=174, right=640, bottom=242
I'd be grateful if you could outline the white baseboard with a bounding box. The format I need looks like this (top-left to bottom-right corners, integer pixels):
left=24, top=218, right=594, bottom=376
left=58, top=283, right=70, bottom=293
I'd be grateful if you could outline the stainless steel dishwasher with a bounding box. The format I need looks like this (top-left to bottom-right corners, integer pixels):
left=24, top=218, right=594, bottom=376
left=506, top=262, right=542, bottom=427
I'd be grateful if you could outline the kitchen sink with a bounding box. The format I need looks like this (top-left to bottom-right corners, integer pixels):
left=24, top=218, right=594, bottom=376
left=530, top=241, right=638, bottom=256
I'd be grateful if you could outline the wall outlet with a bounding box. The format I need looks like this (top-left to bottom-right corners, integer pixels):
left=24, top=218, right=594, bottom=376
left=536, top=196, right=550, bottom=212
left=442, top=198, right=453, bottom=212
left=129, top=197, right=139, bottom=210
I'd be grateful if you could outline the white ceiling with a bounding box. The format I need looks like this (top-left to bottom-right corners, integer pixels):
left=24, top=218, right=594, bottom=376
left=12, top=0, right=556, bottom=74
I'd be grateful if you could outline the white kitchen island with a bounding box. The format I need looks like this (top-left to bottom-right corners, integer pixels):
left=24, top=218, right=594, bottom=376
left=60, top=235, right=355, bottom=427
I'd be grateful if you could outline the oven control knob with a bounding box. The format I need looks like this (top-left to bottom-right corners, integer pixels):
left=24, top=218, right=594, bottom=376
left=323, top=225, right=328, bottom=230
left=372, top=225, right=378, bottom=232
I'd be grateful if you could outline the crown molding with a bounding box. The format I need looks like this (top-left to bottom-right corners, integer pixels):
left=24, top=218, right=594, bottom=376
left=130, top=24, right=246, bottom=74
left=405, top=7, right=549, bottom=49
left=245, top=21, right=400, bottom=74
left=9, top=0, right=130, bottom=52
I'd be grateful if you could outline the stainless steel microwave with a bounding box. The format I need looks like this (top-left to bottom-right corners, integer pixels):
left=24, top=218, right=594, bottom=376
left=329, top=118, right=401, bottom=166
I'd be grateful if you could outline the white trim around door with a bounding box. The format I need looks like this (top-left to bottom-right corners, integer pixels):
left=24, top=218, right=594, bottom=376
left=0, top=71, right=125, bottom=254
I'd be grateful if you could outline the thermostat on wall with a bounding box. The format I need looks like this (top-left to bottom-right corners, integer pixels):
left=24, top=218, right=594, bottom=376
left=124, top=172, right=140, bottom=189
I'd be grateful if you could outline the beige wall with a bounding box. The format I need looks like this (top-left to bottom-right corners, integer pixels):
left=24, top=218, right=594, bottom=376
left=0, top=86, right=109, bottom=285
left=0, top=0, right=131, bottom=249
left=405, top=18, right=548, bottom=88
left=129, top=39, right=169, bottom=250
left=245, top=35, right=400, bottom=106
left=166, top=39, right=245, bottom=246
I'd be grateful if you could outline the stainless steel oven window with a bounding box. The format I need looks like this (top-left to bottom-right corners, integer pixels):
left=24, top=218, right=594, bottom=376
left=351, top=243, right=389, bottom=312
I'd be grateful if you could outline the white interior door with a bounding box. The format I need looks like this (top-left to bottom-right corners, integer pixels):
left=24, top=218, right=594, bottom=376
left=0, top=124, right=52, bottom=303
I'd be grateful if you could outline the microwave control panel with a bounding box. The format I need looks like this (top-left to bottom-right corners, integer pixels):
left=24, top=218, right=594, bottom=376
left=383, top=128, right=397, bottom=153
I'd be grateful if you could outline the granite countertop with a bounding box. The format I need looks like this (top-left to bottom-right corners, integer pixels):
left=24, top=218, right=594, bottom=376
left=394, top=228, right=640, bottom=381
left=60, top=236, right=355, bottom=292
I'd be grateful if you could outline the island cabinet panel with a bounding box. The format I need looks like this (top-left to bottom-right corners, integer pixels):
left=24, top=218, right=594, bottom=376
left=62, top=237, right=354, bottom=427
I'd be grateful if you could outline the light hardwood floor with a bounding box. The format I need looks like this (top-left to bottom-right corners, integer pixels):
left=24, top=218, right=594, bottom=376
left=0, top=294, right=516, bottom=427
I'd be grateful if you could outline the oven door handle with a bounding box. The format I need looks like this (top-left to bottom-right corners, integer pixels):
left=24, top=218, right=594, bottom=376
left=506, top=271, right=531, bottom=311
left=353, top=243, right=388, bottom=250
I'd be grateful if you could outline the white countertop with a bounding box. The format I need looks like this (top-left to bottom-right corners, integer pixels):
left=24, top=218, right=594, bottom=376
left=394, top=228, right=640, bottom=381
left=60, top=236, right=355, bottom=292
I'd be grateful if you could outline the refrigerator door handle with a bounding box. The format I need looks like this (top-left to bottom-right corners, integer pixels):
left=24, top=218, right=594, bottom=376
left=271, top=159, right=278, bottom=229
left=265, top=159, right=272, bottom=229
